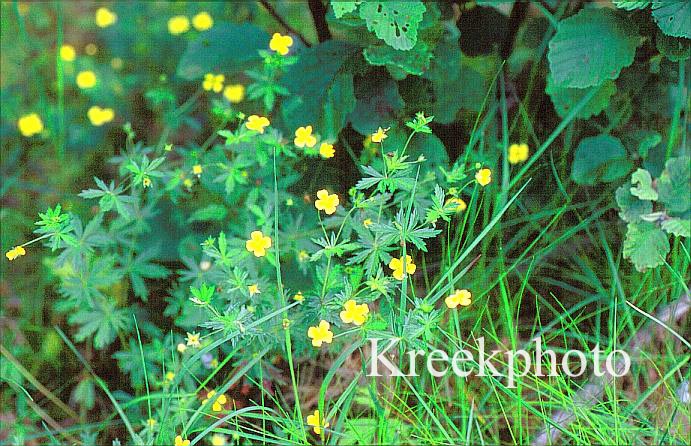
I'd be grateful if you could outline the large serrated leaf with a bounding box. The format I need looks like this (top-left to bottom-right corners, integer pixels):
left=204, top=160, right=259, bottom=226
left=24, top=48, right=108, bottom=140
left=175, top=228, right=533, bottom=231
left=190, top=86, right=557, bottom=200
left=657, top=156, right=691, bottom=214
left=630, top=168, right=659, bottom=200
left=623, top=222, right=670, bottom=272
left=616, top=185, right=653, bottom=223
left=571, top=134, right=633, bottom=185
left=661, top=218, right=690, bottom=238
left=176, top=23, right=268, bottom=80
left=613, top=1, right=650, bottom=10
left=332, top=0, right=359, bottom=18
left=359, top=1, right=426, bottom=50
left=548, top=8, right=640, bottom=88
left=652, top=1, right=691, bottom=39
left=363, top=41, right=432, bottom=78
left=546, top=76, right=617, bottom=119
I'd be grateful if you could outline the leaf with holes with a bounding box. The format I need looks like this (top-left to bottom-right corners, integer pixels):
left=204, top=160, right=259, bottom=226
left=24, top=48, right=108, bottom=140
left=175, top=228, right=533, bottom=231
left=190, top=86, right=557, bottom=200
left=359, top=1, right=427, bottom=51
left=548, top=8, right=640, bottom=88
left=652, top=1, right=691, bottom=39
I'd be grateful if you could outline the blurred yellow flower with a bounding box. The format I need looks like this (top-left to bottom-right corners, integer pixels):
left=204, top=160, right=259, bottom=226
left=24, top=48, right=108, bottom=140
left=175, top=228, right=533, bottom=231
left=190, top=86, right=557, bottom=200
left=146, top=418, right=157, bottom=428
left=363, top=218, right=373, bottom=228
left=446, top=197, right=467, bottom=213
left=111, top=57, right=124, bottom=70
left=293, top=291, right=304, bottom=302
left=17, top=113, right=43, bottom=137
left=508, top=143, right=529, bottom=165
left=87, top=106, right=114, bottom=126
left=445, top=289, right=472, bottom=309
left=85, top=43, right=98, bottom=55
left=246, top=231, right=272, bottom=257
left=306, top=409, right=329, bottom=435
left=223, top=84, right=245, bottom=103
left=314, top=189, right=339, bottom=215
left=5, top=246, right=26, bottom=261
left=475, top=168, right=492, bottom=186
left=192, top=164, right=203, bottom=175
left=307, top=320, right=333, bottom=347
left=245, top=115, right=270, bottom=133
left=165, top=371, right=175, bottom=381
left=183, top=178, right=193, bottom=188
left=269, top=32, right=293, bottom=55
left=202, top=390, right=227, bottom=412
left=60, top=44, right=76, bottom=61
left=248, top=284, right=260, bottom=296
left=340, top=300, right=369, bottom=326
left=174, top=435, right=190, bottom=446
left=176, top=343, right=187, bottom=353
left=76, top=70, right=97, bottom=89
left=298, top=250, right=309, bottom=262
left=389, top=255, right=416, bottom=281
left=203, top=73, right=224, bottom=93
left=142, top=177, right=152, bottom=188
left=371, top=127, right=389, bottom=143
left=95, top=7, right=117, bottom=28
left=168, top=15, right=190, bottom=35
left=319, top=142, right=335, bottom=159
left=294, top=126, right=317, bottom=148
left=192, top=11, right=213, bottom=31
left=186, top=332, right=201, bottom=348
left=210, top=434, right=227, bottom=446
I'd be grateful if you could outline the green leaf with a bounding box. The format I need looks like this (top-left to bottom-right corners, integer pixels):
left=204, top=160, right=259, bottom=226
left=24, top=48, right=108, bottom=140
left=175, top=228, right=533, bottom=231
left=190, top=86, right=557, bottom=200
left=350, top=77, right=404, bottom=135
left=630, top=168, right=659, bottom=200
left=548, top=8, right=640, bottom=88
left=546, top=76, right=616, bottom=119
left=571, top=134, right=633, bottom=185
left=656, top=32, right=690, bottom=61
left=616, top=185, right=653, bottom=223
left=652, top=1, right=691, bottom=39
left=69, top=299, right=130, bottom=349
left=406, top=133, right=449, bottom=169
left=657, top=156, right=691, bottom=214
left=612, top=1, right=650, bottom=10
left=187, top=204, right=228, bottom=223
left=359, top=1, right=427, bottom=50
left=623, top=222, right=670, bottom=272
left=281, top=41, right=359, bottom=139
left=332, top=1, right=359, bottom=18
left=176, top=23, right=269, bottom=80
left=363, top=41, right=432, bottom=79
left=661, top=217, right=690, bottom=238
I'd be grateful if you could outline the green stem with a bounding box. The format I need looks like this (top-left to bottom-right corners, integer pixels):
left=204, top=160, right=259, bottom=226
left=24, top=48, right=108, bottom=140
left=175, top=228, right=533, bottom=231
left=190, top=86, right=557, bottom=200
left=55, top=1, right=65, bottom=160
left=665, top=60, right=686, bottom=161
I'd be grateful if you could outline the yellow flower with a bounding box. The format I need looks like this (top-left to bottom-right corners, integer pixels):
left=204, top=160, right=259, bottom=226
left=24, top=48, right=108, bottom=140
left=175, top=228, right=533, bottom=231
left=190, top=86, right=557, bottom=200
left=475, top=168, right=492, bottom=186
left=210, top=434, right=227, bottom=446
left=111, top=57, right=124, bottom=70
left=245, top=231, right=272, bottom=257
left=202, top=73, right=225, bottom=93
left=76, top=70, right=97, bottom=89
left=183, top=178, right=194, bottom=188
left=245, top=115, right=270, bottom=133
left=293, top=291, right=304, bottom=302
left=177, top=343, right=187, bottom=353
left=87, top=106, right=114, bottom=126
left=294, top=125, right=317, bottom=148
left=5, top=246, right=26, bottom=261
left=60, top=44, right=76, bottom=62
left=174, top=435, right=190, bottom=446
left=508, top=143, right=529, bottom=165
left=363, top=218, right=373, bottom=228
left=165, top=371, right=175, bottom=381
left=202, top=390, right=227, bottom=412
left=298, top=250, right=310, bottom=262
left=371, top=127, right=389, bottom=143
left=142, top=177, right=152, bottom=188
left=95, top=7, right=117, bottom=28
left=307, top=320, right=333, bottom=347
left=192, top=164, right=203, bottom=175
left=446, top=197, right=467, bottom=213
left=192, top=11, right=213, bottom=31
left=223, top=84, right=245, bottom=103
left=314, top=189, right=339, bottom=215
left=445, top=289, right=472, bottom=309
left=340, top=300, right=369, bottom=326
left=319, top=142, right=335, bottom=159
left=388, top=255, right=416, bottom=281
left=269, top=32, right=293, bottom=56
left=306, top=409, right=329, bottom=435
left=17, top=113, right=43, bottom=137
left=248, top=284, right=260, bottom=296
left=168, top=15, right=190, bottom=35
left=146, top=418, right=157, bottom=428
left=186, top=332, right=201, bottom=348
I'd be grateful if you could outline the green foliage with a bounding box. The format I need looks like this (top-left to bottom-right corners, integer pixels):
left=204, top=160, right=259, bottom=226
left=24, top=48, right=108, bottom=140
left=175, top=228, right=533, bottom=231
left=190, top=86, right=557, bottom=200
left=571, top=134, right=632, bottom=185
left=652, top=1, right=691, bottom=39
left=359, top=1, right=427, bottom=51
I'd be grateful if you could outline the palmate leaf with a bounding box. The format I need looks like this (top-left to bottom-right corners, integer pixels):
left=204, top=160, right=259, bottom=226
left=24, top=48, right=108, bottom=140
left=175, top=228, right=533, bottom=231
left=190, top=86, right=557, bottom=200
left=548, top=8, right=640, bottom=88
left=652, top=1, right=691, bottom=39
left=127, top=249, right=170, bottom=300
left=623, top=222, right=670, bottom=272
left=359, top=1, right=427, bottom=51
left=68, top=298, right=130, bottom=349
